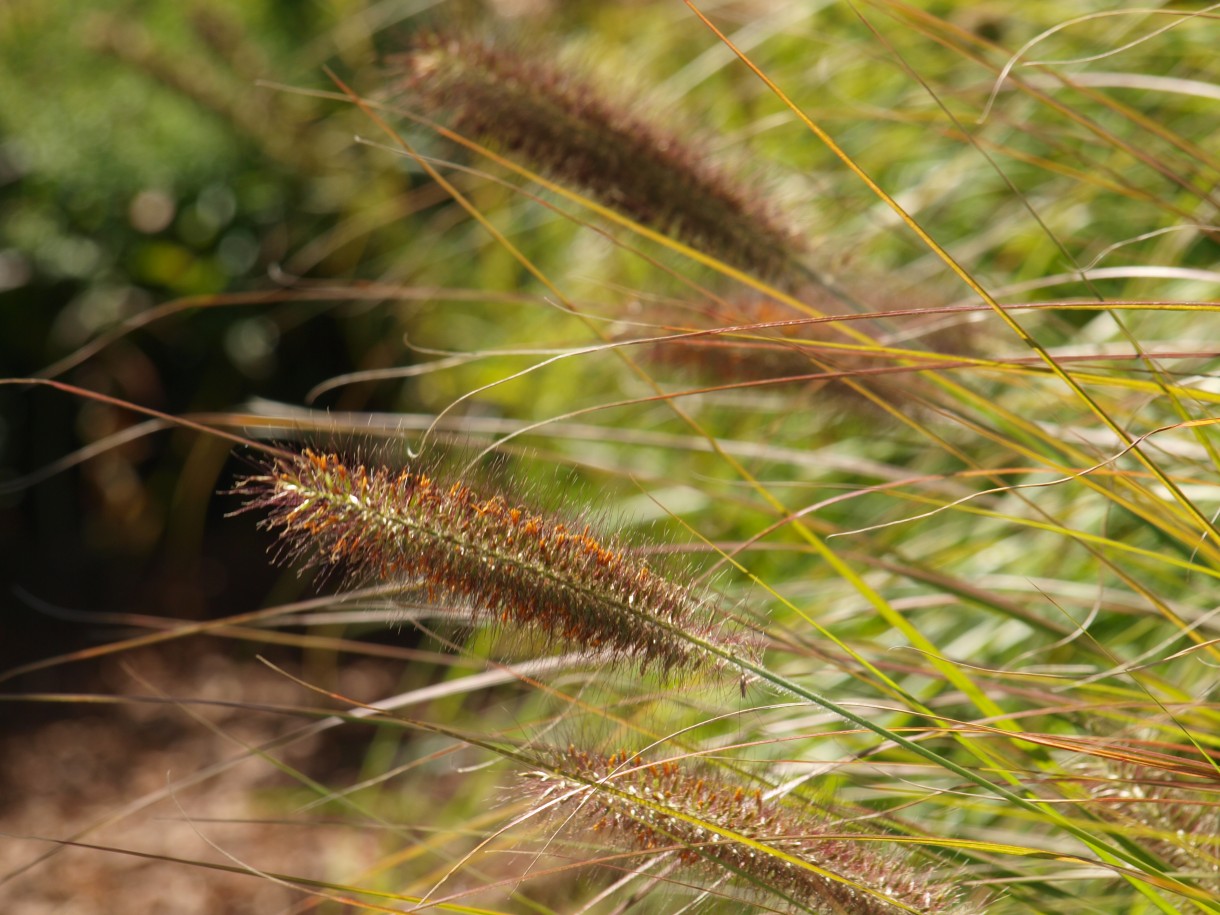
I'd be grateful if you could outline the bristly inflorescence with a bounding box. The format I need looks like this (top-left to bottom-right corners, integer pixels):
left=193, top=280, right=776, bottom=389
left=1083, top=764, right=1220, bottom=896
left=524, top=747, right=974, bottom=915
left=235, top=450, right=745, bottom=676
left=392, top=30, right=810, bottom=286
left=630, top=285, right=969, bottom=416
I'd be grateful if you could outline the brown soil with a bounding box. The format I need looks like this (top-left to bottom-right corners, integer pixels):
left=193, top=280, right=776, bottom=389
left=0, top=647, right=398, bottom=915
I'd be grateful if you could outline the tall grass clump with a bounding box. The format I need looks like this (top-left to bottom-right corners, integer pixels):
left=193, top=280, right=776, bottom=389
left=3, top=3, right=1220, bottom=914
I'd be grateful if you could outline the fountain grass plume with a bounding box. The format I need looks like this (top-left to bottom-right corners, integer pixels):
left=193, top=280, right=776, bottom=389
left=1082, top=764, right=1220, bottom=895
left=392, top=29, right=811, bottom=286
left=234, top=449, right=750, bottom=677
left=630, top=284, right=970, bottom=415
left=523, top=746, right=976, bottom=914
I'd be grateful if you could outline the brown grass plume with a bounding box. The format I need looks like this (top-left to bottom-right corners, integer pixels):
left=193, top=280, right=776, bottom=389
left=524, top=747, right=975, bottom=914
left=392, top=30, right=810, bottom=285
left=234, top=450, right=747, bottom=677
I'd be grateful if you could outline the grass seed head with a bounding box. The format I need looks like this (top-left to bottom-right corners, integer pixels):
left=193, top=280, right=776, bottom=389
left=393, top=30, right=810, bottom=286
left=524, top=747, right=974, bottom=914
left=633, top=284, right=971, bottom=418
left=235, top=450, right=747, bottom=678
